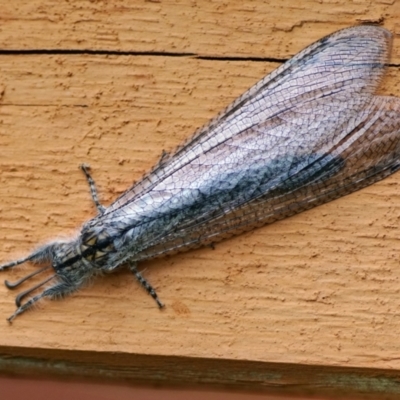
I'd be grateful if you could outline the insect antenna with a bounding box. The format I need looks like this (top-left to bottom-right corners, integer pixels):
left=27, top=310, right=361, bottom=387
left=15, top=274, right=56, bottom=307
left=7, top=274, right=58, bottom=323
left=5, top=265, right=51, bottom=289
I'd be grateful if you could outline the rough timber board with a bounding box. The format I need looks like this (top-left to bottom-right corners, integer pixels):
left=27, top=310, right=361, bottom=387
left=1, top=54, right=400, bottom=369
left=0, top=0, right=399, bottom=62
left=1, top=0, right=400, bottom=397
left=2, top=347, right=400, bottom=400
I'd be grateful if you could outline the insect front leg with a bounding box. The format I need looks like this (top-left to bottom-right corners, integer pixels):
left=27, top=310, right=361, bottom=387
left=80, top=164, right=106, bottom=214
left=0, top=240, right=65, bottom=273
left=128, top=262, right=164, bottom=308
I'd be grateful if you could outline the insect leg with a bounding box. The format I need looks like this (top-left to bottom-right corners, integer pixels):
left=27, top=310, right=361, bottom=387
left=80, top=163, right=106, bottom=214
left=0, top=241, right=61, bottom=272
left=128, top=262, right=164, bottom=308
left=0, top=255, right=36, bottom=271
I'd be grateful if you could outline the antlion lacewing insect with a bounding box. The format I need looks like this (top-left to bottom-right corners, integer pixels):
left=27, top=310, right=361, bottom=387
left=2, top=25, right=400, bottom=322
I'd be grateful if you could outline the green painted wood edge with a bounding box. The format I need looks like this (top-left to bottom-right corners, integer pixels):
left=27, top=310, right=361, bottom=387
left=0, top=346, right=399, bottom=399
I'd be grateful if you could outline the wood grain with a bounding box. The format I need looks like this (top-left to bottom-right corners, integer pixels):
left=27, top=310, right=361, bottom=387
left=1, top=0, right=400, bottom=61
left=1, top=1, right=400, bottom=398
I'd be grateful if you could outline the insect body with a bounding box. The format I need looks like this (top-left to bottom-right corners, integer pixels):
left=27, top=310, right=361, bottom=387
left=2, top=25, right=400, bottom=322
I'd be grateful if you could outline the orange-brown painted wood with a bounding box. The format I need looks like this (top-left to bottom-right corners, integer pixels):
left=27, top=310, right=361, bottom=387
left=1, top=1, right=400, bottom=398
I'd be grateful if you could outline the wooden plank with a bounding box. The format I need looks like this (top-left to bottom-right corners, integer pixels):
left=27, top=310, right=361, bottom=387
left=1, top=346, right=400, bottom=399
left=0, top=0, right=399, bottom=62
left=1, top=52, right=400, bottom=368
left=1, top=1, right=400, bottom=398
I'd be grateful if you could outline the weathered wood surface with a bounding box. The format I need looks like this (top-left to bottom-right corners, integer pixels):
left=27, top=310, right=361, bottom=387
left=1, top=1, right=400, bottom=398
